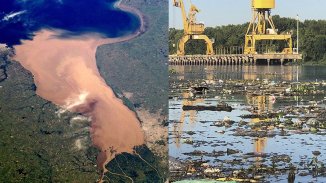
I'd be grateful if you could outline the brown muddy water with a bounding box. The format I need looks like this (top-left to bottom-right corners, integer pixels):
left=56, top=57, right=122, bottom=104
left=14, top=30, right=144, bottom=175
left=169, top=65, right=326, bottom=182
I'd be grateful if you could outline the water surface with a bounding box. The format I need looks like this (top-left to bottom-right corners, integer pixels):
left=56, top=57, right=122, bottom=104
left=169, top=65, right=326, bottom=182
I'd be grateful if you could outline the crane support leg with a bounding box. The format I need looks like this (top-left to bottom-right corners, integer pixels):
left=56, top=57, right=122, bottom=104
left=195, top=35, right=214, bottom=55
left=177, top=35, right=214, bottom=55
left=177, top=35, right=189, bottom=55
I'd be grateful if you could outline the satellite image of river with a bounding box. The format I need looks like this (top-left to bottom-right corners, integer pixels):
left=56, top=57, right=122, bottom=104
left=0, top=0, right=168, bottom=182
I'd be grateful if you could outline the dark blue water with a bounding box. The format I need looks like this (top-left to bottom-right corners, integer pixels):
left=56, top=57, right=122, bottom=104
left=0, top=0, right=140, bottom=46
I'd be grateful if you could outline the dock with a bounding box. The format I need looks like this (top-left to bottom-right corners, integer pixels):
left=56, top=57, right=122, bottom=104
left=169, top=53, right=302, bottom=65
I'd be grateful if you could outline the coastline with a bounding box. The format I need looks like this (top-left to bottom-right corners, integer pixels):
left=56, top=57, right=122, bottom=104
left=302, top=60, right=326, bottom=66
left=107, top=0, right=147, bottom=44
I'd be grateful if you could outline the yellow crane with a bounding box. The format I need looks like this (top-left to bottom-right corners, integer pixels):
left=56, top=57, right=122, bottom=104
left=244, top=0, right=293, bottom=54
left=172, top=0, right=214, bottom=55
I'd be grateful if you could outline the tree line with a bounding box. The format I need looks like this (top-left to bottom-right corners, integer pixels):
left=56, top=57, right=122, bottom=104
left=169, top=16, right=326, bottom=63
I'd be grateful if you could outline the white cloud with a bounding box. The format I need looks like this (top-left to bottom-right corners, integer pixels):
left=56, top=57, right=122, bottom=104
left=64, top=91, right=89, bottom=110
left=2, top=10, right=26, bottom=21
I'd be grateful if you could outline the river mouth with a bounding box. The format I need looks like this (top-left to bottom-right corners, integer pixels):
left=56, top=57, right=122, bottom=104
left=169, top=65, right=326, bottom=182
left=13, top=29, right=144, bottom=176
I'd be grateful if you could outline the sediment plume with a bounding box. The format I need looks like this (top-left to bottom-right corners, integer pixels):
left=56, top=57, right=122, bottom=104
left=13, top=29, right=144, bottom=176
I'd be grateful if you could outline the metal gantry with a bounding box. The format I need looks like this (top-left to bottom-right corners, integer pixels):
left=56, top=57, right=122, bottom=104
left=244, top=0, right=293, bottom=54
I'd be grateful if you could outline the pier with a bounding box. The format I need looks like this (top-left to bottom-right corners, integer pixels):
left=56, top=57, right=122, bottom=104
left=169, top=53, right=302, bottom=65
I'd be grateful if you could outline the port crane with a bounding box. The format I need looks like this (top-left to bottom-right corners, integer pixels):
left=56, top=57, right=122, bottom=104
left=172, top=0, right=214, bottom=55
left=244, top=0, right=293, bottom=54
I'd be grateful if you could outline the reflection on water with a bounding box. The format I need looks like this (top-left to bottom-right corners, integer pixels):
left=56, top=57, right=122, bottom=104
left=169, top=65, right=326, bottom=182
left=249, top=95, right=272, bottom=163
left=250, top=96, right=270, bottom=166
left=172, top=65, right=326, bottom=82
left=174, top=93, right=204, bottom=148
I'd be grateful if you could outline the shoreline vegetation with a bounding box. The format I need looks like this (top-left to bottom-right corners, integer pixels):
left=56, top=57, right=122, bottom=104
left=302, top=60, right=326, bottom=66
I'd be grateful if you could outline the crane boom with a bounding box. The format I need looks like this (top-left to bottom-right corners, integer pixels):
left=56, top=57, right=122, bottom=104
left=173, top=0, right=188, bottom=33
left=172, top=0, right=214, bottom=55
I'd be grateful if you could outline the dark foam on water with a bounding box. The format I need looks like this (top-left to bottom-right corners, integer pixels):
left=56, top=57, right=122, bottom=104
left=0, top=0, right=140, bottom=46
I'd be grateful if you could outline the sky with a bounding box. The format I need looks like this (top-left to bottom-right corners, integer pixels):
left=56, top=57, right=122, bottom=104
left=169, top=0, right=326, bottom=28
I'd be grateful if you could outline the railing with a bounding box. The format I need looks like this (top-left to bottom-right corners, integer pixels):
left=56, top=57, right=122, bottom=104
left=215, top=46, right=244, bottom=55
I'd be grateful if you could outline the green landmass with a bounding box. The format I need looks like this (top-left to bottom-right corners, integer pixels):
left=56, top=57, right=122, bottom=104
left=96, top=0, right=168, bottom=180
left=106, top=145, right=166, bottom=183
left=169, top=16, right=326, bottom=63
left=96, top=0, right=169, bottom=180
left=97, top=0, right=168, bottom=115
